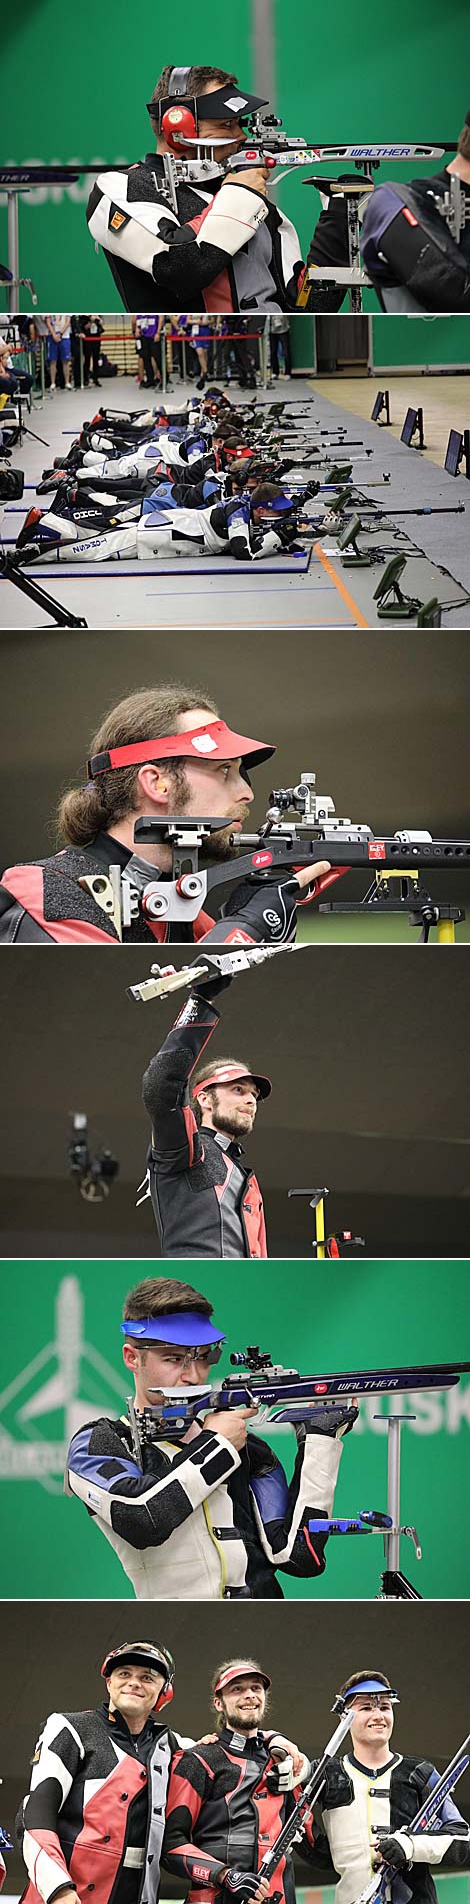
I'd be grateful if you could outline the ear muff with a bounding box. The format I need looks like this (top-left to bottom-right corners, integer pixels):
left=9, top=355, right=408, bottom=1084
left=168, top=65, right=192, bottom=97
left=154, top=1681, right=174, bottom=1713
left=161, top=103, right=198, bottom=150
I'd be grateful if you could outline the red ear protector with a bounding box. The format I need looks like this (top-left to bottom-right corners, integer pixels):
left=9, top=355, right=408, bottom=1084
left=156, top=1681, right=174, bottom=1712
left=161, top=104, right=198, bottom=151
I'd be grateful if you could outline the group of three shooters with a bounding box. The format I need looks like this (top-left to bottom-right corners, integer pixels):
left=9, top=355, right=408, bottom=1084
left=11, top=1650, right=470, bottom=1904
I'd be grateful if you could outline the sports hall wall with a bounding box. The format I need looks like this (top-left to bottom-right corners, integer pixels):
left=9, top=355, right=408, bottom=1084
left=289, top=316, right=470, bottom=371
left=0, top=1257, right=468, bottom=1602
left=1, top=0, right=469, bottom=307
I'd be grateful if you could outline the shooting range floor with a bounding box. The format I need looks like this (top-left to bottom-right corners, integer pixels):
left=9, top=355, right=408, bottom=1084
left=315, top=372, right=470, bottom=470
left=2, top=375, right=470, bottom=630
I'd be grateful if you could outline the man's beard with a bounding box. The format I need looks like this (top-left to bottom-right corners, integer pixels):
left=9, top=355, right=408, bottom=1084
left=221, top=1702, right=263, bottom=1734
left=170, top=770, right=251, bottom=863
left=211, top=1102, right=255, bottom=1140
left=202, top=818, right=249, bottom=863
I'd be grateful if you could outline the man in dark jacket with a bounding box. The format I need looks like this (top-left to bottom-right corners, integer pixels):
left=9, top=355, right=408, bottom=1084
left=162, top=1657, right=315, bottom=1904
left=141, top=962, right=270, bottom=1258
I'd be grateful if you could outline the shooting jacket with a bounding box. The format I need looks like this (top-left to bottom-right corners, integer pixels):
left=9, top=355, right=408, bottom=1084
left=162, top=1727, right=316, bottom=1904
left=141, top=993, right=266, bottom=1257
left=0, top=838, right=214, bottom=944
left=78, top=429, right=210, bottom=482
left=17, top=1703, right=181, bottom=1904
left=86, top=156, right=303, bottom=314
left=314, top=1753, right=470, bottom=1904
left=65, top=1411, right=342, bottom=1600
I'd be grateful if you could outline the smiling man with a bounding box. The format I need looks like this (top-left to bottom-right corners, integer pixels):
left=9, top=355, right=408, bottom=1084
left=16, top=1642, right=185, bottom=1904
left=86, top=63, right=303, bottom=312
left=311, top=1671, right=470, bottom=1904
left=65, top=1276, right=356, bottom=1600
left=162, top=1657, right=315, bottom=1904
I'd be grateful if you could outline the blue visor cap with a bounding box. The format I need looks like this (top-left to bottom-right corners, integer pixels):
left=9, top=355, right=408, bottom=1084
left=121, top=1311, right=226, bottom=1354
left=260, top=491, right=296, bottom=514
left=337, top=1679, right=399, bottom=1707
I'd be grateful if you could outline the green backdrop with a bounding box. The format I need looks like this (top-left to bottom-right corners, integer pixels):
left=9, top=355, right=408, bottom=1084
left=289, top=315, right=470, bottom=371
left=1, top=0, right=470, bottom=308
left=1, top=1257, right=468, bottom=1601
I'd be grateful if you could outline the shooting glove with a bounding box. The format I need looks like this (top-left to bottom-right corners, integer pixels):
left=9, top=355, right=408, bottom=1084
left=191, top=956, right=233, bottom=1002
left=373, top=1835, right=414, bottom=1871
left=223, top=1872, right=263, bottom=1902
left=298, top=1402, right=359, bottom=1441
left=266, top=1737, right=311, bottom=1791
left=215, top=874, right=304, bottom=945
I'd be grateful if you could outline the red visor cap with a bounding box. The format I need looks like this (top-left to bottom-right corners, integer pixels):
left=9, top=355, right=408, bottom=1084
left=87, top=720, right=275, bottom=780
left=192, top=1063, right=272, bottom=1101
left=214, top=1664, right=272, bottom=1695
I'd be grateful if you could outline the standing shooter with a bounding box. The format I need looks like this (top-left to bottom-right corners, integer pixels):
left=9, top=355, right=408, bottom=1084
left=162, top=1658, right=316, bottom=1904
left=66, top=1276, right=357, bottom=1599
left=16, top=1642, right=189, bottom=1904
left=311, top=1672, right=470, bottom=1904
left=87, top=64, right=303, bottom=313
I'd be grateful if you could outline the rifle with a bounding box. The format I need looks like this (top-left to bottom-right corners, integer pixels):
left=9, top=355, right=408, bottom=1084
left=256, top=1704, right=355, bottom=1904
left=157, top=129, right=454, bottom=196
left=354, top=1732, right=470, bottom=1904
left=79, top=772, right=470, bottom=937
left=129, top=1348, right=470, bottom=1441
left=126, top=942, right=300, bottom=1003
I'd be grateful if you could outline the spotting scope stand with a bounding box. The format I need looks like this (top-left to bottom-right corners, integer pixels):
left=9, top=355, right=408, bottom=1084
left=0, top=545, right=88, bottom=627
left=287, top=1186, right=365, bottom=1260
left=0, top=264, right=37, bottom=307
left=0, top=166, right=109, bottom=313
left=309, top=1403, right=427, bottom=1600
left=319, top=875, right=465, bottom=944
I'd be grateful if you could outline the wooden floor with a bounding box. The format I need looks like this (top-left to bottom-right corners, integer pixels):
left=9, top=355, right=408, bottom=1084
left=313, top=373, right=470, bottom=469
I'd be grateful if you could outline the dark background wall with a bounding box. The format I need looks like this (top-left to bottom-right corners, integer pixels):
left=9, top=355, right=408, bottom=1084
left=1, top=947, right=470, bottom=1255
left=1, top=1602, right=469, bottom=1894
left=1, top=625, right=470, bottom=863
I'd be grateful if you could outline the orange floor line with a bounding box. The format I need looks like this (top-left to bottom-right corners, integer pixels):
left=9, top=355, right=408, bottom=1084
left=313, top=541, right=370, bottom=628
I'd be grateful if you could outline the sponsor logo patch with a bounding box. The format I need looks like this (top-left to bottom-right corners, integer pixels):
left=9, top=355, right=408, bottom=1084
left=191, top=734, right=217, bottom=753
left=176, top=998, right=199, bottom=1025
left=109, top=208, right=129, bottom=232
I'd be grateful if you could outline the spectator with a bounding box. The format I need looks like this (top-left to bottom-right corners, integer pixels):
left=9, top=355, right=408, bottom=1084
left=270, top=314, right=292, bottom=378
left=80, top=315, right=105, bottom=386
left=0, top=334, right=33, bottom=397
left=133, top=313, right=164, bottom=387
left=45, top=315, right=72, bottom=393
